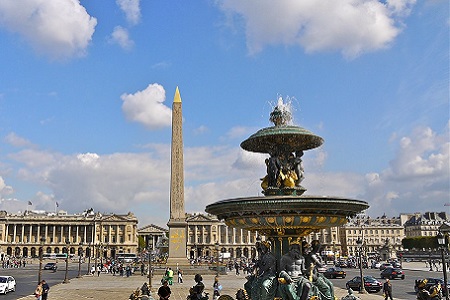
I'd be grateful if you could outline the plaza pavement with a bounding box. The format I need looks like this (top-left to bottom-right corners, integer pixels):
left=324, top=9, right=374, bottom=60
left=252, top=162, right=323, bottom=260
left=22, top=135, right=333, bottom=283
left=17, top=261, right=429, bottom=300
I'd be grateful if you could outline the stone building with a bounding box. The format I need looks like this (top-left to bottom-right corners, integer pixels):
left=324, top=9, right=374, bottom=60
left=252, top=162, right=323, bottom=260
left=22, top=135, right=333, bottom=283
left=338, top=214, right=405, bottom=258
left=0, top=209, right=138, bottom=259
left=401, top=211, right=449, bottom=238
left=186, top=213, right=258, bottom=260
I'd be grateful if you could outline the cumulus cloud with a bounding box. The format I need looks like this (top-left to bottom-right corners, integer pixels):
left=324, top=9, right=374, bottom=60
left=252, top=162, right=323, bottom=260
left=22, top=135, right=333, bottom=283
left=121, top=83, right=172, bottom=129
left=116, top=0, right=141, bottom=25
left=363, top=123, right=449, bottom=216
left=110, top=26, right=134, bottom=50
left=217, top=0, right=416, bottom=58
left=0, top=177, right=14, bottom=197
left=0, top=0, right=97, bottom=60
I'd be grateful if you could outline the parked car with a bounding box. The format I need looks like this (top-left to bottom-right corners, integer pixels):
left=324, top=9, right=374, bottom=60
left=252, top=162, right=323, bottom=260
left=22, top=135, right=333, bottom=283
left=0, top=276, right=16, bottom=294
left=43, top=262, right=57, bottom=271
left=346, top=275, right=382, bottom=293
left=323, top=267, right=346, bottom=279
left=379, top=263, right=393, bottom=270
left=380, top=267, right=405, bottom=280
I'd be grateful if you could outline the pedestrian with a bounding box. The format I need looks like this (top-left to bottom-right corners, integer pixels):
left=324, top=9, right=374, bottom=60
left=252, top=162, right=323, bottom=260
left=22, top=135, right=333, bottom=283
left=167, top=267, right=174, bottom=285
left=97, top=265, right=101, bottom=277
left=178, top=268, right=183, bottom=284
left=141, top=282, right=150, bottom=296
left=213, top=276, right=221, bottom=300
left=34, top=282, right=43, bottom=300
left=383, top=278, right=393, bottom=300
left=141, top=263, right=145, bottom=276
left=158, top=280, right=171, bottom=300
left=41, top=280, right=50, bottom=300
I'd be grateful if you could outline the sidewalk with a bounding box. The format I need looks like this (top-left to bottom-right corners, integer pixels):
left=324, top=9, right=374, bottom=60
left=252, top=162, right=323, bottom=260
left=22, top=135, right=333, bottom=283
left=18, top=272, right=384, bottom=300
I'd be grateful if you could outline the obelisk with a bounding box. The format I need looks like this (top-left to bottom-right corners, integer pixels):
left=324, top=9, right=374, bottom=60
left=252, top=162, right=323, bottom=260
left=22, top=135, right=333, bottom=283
left=166, top=86, right=188, bottom=266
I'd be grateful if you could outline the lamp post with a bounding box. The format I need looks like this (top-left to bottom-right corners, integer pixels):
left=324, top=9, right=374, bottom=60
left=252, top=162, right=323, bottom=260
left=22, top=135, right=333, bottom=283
left=63, top=238, right=70, bottom=284
left=94, top=243, right=99, bottom=276
left=77, top=243, right=83, bottom=278
left=437, top=231, right=449, bottom=300
left=356, top=237, right=366, bottom=294
left=148, top=240, right=153, bottom=289
left=215, top=241, right=220, bottom=277
left=38, top=237, right=45, bottom=283
left=86, top=242, right=91, bottom=275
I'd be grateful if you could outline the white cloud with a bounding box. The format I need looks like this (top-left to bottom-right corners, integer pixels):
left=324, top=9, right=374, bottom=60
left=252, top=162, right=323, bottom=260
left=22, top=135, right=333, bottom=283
left=121, top=83, right=172, bottom=129
left=4, top=133, right=35, bottom=148
left=217, top=0, right=416, bottom=58
left=0, top=0, right=97, bottom=60
left=1, top=121, right=447, bottom=227
left=363, top=123, right=450, bottom=216
left=110, top=26, right=134, bottom=50
left=0, top=177, right=14, bottom=197
left=116, top=0, right=141, bottom=25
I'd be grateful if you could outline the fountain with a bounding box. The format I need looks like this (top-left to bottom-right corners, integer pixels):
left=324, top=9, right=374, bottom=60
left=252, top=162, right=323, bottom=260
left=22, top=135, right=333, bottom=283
left=205, top=97, right=369, bottom=300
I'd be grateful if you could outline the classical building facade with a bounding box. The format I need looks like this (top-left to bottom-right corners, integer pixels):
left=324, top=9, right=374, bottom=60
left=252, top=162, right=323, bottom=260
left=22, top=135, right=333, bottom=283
left=186, top=213, right=259, bottom=260
left=401, top=211, right=449, bottom=238
left=339, top=214, right=405, bottom=257
left=0, top=210, right=138, bottom=259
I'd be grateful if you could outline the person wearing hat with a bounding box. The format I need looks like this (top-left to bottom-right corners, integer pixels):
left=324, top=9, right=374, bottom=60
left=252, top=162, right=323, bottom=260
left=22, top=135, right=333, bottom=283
left=382, top=278, right=393, bottom=300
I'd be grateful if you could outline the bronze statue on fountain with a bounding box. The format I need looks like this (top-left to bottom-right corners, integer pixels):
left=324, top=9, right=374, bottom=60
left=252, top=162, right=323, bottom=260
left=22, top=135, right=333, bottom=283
left=206, top=97, right=369, bottom=300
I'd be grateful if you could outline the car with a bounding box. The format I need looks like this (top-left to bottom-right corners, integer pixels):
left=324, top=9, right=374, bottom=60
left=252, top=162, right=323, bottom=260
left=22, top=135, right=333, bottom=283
left=345, top=275, right=382, bottom=293
left=316, top=265, right=327, bottom=273
left=0, top=276, right=16, bottom=294
left=323, top=267, right=346, bottom=279
left=380, top=267, right=405, bottom=280
left=43, top=262, right=57, bottom=271
left=379, top=263, right=393, bottom=270
left=371, top=261, right=381, bottom=269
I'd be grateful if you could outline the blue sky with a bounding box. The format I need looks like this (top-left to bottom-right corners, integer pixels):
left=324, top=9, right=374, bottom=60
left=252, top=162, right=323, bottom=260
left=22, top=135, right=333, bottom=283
left=0, top=0, right=448, bottom=228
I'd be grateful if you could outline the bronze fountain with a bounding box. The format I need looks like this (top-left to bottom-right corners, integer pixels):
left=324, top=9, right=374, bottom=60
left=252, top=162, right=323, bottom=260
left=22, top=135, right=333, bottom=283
left=205, top=98, right=369, bottom=300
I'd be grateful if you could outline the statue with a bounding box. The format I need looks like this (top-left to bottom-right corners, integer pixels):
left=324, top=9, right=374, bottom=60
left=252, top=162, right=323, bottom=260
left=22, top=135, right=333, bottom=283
left=340, top=288, right=360, bottom=300
left=416, top=279, right=442, bottom=300
left=278, top=240, right=312, bottom=300
left=303, top=240, right=335, bottom=300
left=244, top=240, right=277, bottom=300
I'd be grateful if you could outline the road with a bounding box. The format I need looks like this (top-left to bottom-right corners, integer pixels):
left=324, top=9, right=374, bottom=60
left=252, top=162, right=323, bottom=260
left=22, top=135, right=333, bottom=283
left=0, top=261, right=84, bottom=299
left=0, top=261, right=444, bottom=300
left=327, top=267, right=437, bottom=299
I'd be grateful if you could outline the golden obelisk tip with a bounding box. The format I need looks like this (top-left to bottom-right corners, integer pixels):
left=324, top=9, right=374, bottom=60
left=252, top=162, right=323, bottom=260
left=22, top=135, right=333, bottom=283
left=174, top=86, right=181, bottom=103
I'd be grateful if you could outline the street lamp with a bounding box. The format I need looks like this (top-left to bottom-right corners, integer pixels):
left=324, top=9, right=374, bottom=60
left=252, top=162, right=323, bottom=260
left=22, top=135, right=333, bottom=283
left=86, top=242, right=91, bottom=275
left=77, top=243, right=83, bottom=278
left=215, top=241, right=220, bottom=277
left=63, top=238, right=70, bottom=284
left=356, top=237, right=366, bottom=294
left=38, top=237, right=45, bottom=283
left=437, top=231, right=449, bottom=300
left=148, top=238, right=153, bottom=290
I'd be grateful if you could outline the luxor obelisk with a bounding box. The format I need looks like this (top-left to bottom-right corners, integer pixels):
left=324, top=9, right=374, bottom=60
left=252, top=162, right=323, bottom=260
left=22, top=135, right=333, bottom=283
left=166, top=86, right=188, bottom=266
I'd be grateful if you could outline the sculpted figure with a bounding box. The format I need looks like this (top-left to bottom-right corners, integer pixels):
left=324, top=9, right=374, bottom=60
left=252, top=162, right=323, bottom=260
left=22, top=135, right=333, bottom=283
left=303, top=240, right=335, bottom=300
left=278, top=240, right=312, bottom=300
left=244, top=240, right=277, bottom=300
left=267, top=156, right=282, bottom=187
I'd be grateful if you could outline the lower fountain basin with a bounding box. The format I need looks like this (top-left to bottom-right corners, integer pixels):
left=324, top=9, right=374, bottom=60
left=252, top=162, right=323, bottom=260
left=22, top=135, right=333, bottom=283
left=205, top=195, right=369, bottom=237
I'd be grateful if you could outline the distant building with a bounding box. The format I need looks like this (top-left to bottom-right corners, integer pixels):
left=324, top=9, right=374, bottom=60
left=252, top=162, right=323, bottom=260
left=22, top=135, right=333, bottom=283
left=186, top=213, right=258, bottom=260
left=0, top=209, right=138, bottom=259
left=338, top=214, right=404, bottom=258
left=401, top=211, right=449, bottom=238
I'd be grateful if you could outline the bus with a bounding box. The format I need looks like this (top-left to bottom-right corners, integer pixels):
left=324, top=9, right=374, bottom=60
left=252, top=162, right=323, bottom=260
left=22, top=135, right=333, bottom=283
left=117, top=253, right=137, bottom=263
left=42, top=253, right=68, bottom=260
